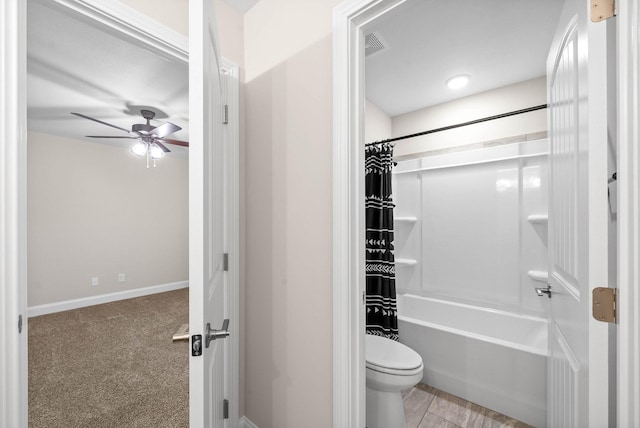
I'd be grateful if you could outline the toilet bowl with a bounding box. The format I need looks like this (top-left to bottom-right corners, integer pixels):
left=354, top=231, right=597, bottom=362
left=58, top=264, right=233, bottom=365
left=365, top=334, right=423, bottom=428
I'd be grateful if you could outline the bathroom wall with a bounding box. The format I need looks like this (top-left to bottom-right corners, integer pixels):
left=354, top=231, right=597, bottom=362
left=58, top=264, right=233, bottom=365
left=27, top=132, right=189, bottom=307
left=392, top=77, right=547, bottom=158
left=365, top=99, right=392, bottom=143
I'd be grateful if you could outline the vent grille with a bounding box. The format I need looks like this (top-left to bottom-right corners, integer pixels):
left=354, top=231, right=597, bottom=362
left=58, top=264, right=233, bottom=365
left=365, top=32, right=389, bottom=57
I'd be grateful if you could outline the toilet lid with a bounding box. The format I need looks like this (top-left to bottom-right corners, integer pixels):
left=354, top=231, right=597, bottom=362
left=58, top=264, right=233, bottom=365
left=365, top=334, right=423, bottom=371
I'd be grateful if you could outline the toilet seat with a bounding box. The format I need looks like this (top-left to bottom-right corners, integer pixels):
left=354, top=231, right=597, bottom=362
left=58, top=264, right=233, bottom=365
left=365, top=334, right=423, bottom=375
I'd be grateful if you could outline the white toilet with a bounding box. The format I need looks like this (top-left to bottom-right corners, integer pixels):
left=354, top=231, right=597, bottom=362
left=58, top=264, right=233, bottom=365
left=365, top=334, right=424, bottom=428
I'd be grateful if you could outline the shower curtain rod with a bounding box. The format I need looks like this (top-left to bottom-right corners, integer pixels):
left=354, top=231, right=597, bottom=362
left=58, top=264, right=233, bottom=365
left=366, top=104, right=548, bottom=147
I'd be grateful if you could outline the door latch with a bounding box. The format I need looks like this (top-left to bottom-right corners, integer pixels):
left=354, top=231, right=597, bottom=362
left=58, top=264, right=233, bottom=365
left=205, top=318, right=230, bottom=348
left=535, top=284, right=552, bottom=298
left=192, top=334, right=203, bottom=356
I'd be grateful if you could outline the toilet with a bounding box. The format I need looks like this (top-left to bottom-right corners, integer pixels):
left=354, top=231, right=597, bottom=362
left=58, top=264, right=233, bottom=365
left=365, top=334, right=424, bottom=428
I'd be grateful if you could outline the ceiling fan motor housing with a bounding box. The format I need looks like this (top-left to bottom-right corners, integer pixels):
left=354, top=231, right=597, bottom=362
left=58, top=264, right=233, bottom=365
left=132, top=123, right=155, bottom=135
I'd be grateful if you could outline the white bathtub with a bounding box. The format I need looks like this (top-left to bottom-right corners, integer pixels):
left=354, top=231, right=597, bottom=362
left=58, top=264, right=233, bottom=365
left=397, top=293, right=547, bottom=427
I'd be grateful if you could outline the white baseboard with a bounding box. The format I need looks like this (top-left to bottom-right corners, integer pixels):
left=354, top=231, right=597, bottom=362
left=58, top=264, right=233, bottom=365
left=239, top=416, right=259, bottom=428
left=27, top=280, right=189, bottom=317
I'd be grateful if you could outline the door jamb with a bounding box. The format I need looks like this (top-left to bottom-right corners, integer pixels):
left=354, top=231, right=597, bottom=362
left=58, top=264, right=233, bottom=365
left=332, top=1, right=407, bottom=426
left=616, top=0, right=640, bottom=425
left=1, top=1, right=27, bottom=426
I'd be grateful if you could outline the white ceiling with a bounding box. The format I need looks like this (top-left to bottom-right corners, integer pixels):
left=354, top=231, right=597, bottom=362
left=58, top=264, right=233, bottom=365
left=27, top=0, right=189, bottom=157
left=365, top=0, right=565, bottom=117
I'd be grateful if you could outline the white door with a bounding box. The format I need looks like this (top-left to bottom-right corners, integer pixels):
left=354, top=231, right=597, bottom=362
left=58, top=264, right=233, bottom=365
left=546, top=0, right=613, bottom=426
left=189, top=0, right=228, bottom=427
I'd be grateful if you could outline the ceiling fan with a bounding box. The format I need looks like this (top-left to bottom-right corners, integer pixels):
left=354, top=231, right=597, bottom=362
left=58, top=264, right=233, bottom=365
left=71, top=109, right=188, bottom=167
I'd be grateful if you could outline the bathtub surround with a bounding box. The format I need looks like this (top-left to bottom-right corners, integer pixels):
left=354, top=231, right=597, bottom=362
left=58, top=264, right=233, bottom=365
left=365, top=142, right=399, bottom=340
left=28, top=288, right=189, bottom=427
left=392, top=140, right=549, bottom=426
left=393, top=140, right=549, bottom=315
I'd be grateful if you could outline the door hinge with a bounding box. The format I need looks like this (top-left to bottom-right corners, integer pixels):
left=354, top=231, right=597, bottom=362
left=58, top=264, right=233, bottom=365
left=18, top=315, right=23, bottom=333
left=223, top=104, right=229, bottom=124
left=591, top=0, right=615, bottom=22
left=592, top=287, right=616, bottom=323
left=223, top=398, right=229, bottom=419
left=223, top=253, right=229, bottom=271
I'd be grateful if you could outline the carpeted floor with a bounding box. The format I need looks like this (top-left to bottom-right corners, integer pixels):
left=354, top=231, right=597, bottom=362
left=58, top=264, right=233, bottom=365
left=28, top=288, right=189, bottom=427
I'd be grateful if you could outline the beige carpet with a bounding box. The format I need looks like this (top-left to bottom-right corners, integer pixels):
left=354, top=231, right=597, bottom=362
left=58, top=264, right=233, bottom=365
left=28, top=288, right=189, bottom=427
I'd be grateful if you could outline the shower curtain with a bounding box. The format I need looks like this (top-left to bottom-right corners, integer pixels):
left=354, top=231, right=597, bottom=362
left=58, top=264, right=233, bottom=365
left=365, top=142, right=398, bottom=341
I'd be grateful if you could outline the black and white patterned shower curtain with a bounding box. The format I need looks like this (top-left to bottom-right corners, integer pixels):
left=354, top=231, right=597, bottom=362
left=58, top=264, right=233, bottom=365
left=365, top=142, right=398, bottom=341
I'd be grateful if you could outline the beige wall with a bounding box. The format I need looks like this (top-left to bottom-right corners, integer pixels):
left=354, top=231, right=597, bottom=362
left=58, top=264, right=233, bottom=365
left=365, top=99, right=392, bottom=144
left=392, top=77, right=547, bottom=158
left=243, top=0, right=341, bottom=426
left=27, top=132, right=188, bottom=307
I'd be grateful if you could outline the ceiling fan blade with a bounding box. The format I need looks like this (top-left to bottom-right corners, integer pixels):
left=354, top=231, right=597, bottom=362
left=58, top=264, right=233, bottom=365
left=71, top=112, right=131, bottom=133
left=159, top=138, right=189, bottom=147
left=86, top=135, right=137, bottom=139
left=151, top=122, right=182, bottom=138
left=154, top=141, right=171, bottom=153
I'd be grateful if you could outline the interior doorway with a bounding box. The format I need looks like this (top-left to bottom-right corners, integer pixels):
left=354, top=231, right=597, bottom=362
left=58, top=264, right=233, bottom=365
left=332, top=0, right=622, bottom=426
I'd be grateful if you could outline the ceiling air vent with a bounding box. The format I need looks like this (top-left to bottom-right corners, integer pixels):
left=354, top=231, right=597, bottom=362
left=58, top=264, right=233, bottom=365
left=365, top=31, right=389, bottom=57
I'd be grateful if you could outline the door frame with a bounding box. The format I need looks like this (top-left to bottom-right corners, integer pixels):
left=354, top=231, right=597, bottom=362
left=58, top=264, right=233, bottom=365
left=332, top=1, right=407, bottom=426
left=332, top=0, right=639, bottom=427
left=616, top=0, right=640, bottom=425
left=0, top=0, right=240, bottom=425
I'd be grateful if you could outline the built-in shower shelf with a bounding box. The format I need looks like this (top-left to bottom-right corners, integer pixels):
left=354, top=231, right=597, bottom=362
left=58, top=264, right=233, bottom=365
left=395, top=216, right=418, bottom=224
left=527, top=270, right=549, bottom=282
left=396, top=258, right=417, bottom=267
left=527, top=214, right=548, bottom=224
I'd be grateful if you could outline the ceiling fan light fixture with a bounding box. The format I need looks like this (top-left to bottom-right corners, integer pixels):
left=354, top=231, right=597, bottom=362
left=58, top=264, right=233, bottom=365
left=131, top=141, right=147, bottom=157
left=149, top=143, right=165, bottom=160
left=446, top=74, right=471, bottom=90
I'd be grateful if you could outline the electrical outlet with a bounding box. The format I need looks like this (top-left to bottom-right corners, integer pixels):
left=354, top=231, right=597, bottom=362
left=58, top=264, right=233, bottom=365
left=118, top=273, right=126, bottom=283
left=91, top=277, right=99, bottom=287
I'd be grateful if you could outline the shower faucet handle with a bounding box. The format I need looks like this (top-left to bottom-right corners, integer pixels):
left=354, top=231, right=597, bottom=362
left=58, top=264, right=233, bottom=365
left=535, top=284, right=552, bottom=298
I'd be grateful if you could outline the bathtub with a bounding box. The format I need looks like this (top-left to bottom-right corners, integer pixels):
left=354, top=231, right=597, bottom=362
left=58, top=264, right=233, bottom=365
left=397, top=293, right=547, bottom=428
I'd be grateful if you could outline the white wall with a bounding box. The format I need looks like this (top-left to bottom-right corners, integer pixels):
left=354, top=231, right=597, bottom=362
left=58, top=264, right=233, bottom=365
left=365, top=99, right=392, bottom=143
left=243, top=0, right=341, bottom=426
left=27, top=132, right=188, bottom=307
left=392, top=77, right=547, bottom=158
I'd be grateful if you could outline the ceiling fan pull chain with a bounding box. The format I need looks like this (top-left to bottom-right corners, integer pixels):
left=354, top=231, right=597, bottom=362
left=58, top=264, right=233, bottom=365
left=146, top=149, right=150, bottom=169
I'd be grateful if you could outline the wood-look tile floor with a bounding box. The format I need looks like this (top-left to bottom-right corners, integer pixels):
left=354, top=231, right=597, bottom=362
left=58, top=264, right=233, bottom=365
left=403, top=383, right=534, bottom=428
